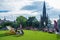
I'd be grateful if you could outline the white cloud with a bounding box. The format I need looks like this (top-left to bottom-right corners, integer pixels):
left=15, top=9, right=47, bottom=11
left=0, top=0, right=33, bottom=10
left=0, top=10, right=39, bottom=21
left=46, top=0, right=60, bottom=9
left=0, top=0, right=60, bottom=24
left=0, top=0, right=35, bottom=21
left=33, top=0, right=60, bottom=9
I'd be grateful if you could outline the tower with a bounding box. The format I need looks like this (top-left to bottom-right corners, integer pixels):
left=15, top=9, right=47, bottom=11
left=40, top=1, right=48, bottom=29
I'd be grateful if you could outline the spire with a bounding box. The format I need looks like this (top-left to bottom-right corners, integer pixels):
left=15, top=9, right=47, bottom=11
left=43, top=1, right=46, bottom=17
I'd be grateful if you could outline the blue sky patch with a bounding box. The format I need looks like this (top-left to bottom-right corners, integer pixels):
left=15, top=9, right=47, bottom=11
left=0, top=10, right=10, bottom=13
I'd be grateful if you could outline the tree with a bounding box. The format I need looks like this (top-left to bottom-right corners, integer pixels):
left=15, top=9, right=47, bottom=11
left=1, top=21, right=13, bottom=29
left=47, top=19, right=52, bottom=29
left=16, top=16, right=27, bottom=28
left=57, top=19, right=60, bottom=28
left=27, top=16, right=39, bottom=28
left=11, top=21, right=18, bottom=28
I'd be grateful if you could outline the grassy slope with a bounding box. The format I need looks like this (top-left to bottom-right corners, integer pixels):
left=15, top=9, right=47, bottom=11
left=0, top=30, right=57, bottom=40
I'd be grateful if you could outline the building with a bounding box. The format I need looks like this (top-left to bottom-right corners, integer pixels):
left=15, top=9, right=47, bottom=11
left=40, top=1, right=48, bottom=29
left=0, top=17, right=11, bottom=25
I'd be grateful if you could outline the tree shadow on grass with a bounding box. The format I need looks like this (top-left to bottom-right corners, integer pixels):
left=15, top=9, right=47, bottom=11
left=0, top=33, right=24, bottom=37
left=0, top=33, right=15, bottom=37
left=12, top=34, right=24, bottom=37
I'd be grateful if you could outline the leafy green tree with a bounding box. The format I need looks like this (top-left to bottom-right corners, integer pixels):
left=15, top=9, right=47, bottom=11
left=11, top=21, right=18, bottom=28
left=57, top=19, right=60, bottom=28
left=27, top=16, right=39, bottom=28
left=16, top=16, right=27, bottom=28
left=1, top=21, right=13, bottom=28
left=2, top=22, right=12, bottom=26
left=47, top=19, right=52, bottom=28
left=0, top=25, right=2, bottom=29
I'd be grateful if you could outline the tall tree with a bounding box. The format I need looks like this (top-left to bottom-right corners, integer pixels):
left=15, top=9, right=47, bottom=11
left=16, top=16, right=27, bottom=28
left=57, top=19, right=60, bottom=29
left=27, top=16, right=39, bottom=28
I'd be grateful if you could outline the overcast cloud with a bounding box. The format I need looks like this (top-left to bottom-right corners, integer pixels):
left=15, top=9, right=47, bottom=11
left=0, top=0, right=60, bottom=23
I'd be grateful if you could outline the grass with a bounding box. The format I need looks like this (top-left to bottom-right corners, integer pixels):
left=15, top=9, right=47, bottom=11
left=0, top=30, right=58, bottom=40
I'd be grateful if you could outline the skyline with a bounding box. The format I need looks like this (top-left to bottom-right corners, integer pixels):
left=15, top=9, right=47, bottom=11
left=0, top=0, right=60, bottom=24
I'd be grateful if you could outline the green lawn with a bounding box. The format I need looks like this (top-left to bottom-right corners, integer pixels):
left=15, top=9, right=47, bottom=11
left=0, top=30, right=58, bottom=40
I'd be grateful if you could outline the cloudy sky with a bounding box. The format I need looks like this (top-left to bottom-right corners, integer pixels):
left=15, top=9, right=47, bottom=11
left=0, top=0, right=60, bottom=23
